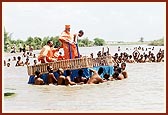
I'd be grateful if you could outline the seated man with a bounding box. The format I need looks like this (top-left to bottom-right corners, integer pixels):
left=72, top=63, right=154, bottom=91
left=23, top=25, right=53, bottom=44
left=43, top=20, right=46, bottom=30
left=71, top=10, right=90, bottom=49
left=57, top=68, right=66, bottom=85
left=47, top=66, right=57, bottom=85
left=38, top=40, right=59, bottom=63
left=74, top=69, right=89, bottom=84
left=65, top=70, right=76, bottom=86
left=34, top=70, right=44, bottom=85
left=87, top=67, right=105, bottom=84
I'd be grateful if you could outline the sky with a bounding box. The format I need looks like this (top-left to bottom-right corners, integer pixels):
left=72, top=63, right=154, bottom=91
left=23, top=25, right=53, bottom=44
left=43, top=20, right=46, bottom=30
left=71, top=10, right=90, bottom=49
left=2, top=2, right=166, bottom=42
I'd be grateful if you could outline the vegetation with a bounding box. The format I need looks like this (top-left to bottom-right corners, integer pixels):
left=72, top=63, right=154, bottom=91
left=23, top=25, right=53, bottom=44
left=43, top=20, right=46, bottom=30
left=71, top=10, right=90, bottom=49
left=4, top=29, right=106, bottom=52
left=4, top=29, right=164, bottom=52
left=148, top=37, right=164, bottom=46
left=93, top=38, right=105, bottom=46
left=4, top=92, right=15, bottom=96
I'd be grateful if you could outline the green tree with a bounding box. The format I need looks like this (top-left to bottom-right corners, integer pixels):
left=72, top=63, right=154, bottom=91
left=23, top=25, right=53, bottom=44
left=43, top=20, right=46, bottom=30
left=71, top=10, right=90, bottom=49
left=25, top=37, right=34, bottom=46
left=93, top=38, right=105, bottom=46
left=4, top=28, right=12, bottom=52
left=50, top=36, right=61, bottom=47
left=81, top=37, right=90, bottom=46
left=42, top=36, right=50, bottom=46
left=34, top=37, right=42, bottom=49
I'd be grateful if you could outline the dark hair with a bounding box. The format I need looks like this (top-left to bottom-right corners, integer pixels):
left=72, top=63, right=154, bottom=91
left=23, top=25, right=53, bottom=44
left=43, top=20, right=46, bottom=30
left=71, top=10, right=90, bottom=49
left=66, top=70, right=71, bottom=76
left=79, top=30, right=84, bottom=34
left=113, top=72, right=119, bottom=78
left=47, top=40, right=52, bottom=44
left=121, top=62, right=126, bottom=67
left=117, top=67, right=122, bottom=73
left=57, top=68, right=64, bottom=75
left=98, top=67, right=104, bottom=75
left=104, top=73, right=110, bottom=80
left=47, top=66, right=53, bottom=73
left=17, top=56, right=21, bottom=60
left=78, top=69, right=83, bottom=76
left=35, top=70, right=40, bottom=76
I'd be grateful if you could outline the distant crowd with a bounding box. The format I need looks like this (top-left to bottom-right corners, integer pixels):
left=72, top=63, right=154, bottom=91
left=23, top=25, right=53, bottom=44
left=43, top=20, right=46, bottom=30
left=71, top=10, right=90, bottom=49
left=4, top=45, right=164, bottom=68
left=94, top=46, right=164, bottom=64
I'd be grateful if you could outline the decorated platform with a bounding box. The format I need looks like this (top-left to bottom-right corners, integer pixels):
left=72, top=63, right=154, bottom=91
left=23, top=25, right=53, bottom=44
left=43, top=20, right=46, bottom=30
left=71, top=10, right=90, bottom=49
left=27, top=56, right=114, bottom=84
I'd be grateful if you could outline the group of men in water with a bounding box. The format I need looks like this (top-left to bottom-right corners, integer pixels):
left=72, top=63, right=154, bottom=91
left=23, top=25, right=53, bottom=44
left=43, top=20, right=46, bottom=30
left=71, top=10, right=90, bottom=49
left=110, top=46, right=164, bottom=64
left=34, top=62, right=128, bottom=85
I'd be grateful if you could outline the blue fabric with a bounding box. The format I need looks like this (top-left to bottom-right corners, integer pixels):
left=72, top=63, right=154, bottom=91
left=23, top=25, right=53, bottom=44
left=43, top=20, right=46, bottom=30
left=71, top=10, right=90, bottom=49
left=68, top=43, right=72, bottom=59
left=76, top=43, right=80, bottom=58
left=28, top=65, right=114, bottom=84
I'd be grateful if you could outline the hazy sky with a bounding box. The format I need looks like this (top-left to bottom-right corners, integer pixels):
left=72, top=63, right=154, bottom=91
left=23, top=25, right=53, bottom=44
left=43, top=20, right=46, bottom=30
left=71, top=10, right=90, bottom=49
left=2, top=2, right=165, bottom=42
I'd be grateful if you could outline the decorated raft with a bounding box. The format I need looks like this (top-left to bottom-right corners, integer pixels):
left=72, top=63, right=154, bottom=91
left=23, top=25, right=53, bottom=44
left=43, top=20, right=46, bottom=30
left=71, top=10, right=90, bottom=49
left=27, top=56, right=114, bottom=84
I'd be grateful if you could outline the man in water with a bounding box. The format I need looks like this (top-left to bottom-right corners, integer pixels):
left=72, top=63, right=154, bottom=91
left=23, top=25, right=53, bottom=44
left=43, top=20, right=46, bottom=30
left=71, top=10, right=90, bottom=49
left=65, top=70, right=76, bottom=86
left=121, top=62, right=128, bottom=78
left=74, top=69, right=88, bottom=84
left=57, top=68, right=65, bottom=85
left=87, top=67, right=105, bottom=84
left=47, top=66, right=57, bottom=85
left=112, top=66, right=124, bottom=80
left=34, top=70, right=44, bottom=85
left=15, top=56, right=24, bottom=66
left=38, top=40, right=60, bottom=63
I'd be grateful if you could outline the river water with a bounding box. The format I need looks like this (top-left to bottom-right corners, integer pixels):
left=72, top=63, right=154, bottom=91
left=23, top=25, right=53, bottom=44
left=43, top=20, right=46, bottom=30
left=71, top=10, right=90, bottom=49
left=3, top=45, right=166, bottom=113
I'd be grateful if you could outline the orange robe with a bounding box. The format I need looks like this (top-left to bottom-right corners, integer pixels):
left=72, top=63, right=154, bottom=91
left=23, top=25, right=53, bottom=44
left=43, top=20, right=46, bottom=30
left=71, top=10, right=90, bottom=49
left=38, top=45, right=59, bottom=63
left=59, top=31, right=78, bottom=59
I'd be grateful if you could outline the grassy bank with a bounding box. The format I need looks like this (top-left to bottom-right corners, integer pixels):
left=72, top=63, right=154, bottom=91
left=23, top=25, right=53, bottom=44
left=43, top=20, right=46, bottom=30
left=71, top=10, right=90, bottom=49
left=148, top=38, right=164, bottom=46
left=106, top=39, right=164, bottom=46
left=106, top=41, right=150, bottom=46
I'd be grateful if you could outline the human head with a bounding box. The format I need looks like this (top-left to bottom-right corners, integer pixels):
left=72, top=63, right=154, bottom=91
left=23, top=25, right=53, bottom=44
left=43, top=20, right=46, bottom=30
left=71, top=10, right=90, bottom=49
left=47, top=40, right=53, bottom=47
left=104, top=73, right=110, bottom=80
left=35, top=70, right=41, bottom=76
left=34, top=60, right=37, bottom=64
left=47, top=66, right=53, bottom=73
left=65, top=25, right=70, bottom=32
left=17, top=56, right=21, bottom=61
left=57, top=68, right=64, bottom=75
left=13, top=57, right=16, bottom=60
left=121, top=62, right=126, bottom=70
left=78, top=30, right=84, bottom=37
left=7, top=63, right=10, bottom=67
left=26, top=58, right=29, bottom=61
left=117, top=67, right=122, bottom=73
left=98, top=67, right=104, bottom=75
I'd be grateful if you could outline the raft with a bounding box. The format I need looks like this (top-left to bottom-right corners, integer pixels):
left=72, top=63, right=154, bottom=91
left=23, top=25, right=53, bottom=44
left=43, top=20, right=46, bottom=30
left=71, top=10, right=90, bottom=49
left=27, top=56, right=114, bottom=84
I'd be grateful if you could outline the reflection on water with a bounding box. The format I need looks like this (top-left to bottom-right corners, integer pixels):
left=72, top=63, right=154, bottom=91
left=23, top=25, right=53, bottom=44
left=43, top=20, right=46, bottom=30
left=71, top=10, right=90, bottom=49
left=3, top=45, right=165, bottom=113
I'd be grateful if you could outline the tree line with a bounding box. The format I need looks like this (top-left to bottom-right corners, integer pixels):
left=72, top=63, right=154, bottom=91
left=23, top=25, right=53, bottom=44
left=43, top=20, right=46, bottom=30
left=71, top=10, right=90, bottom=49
left=4, top=29, right=106, bottom=52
